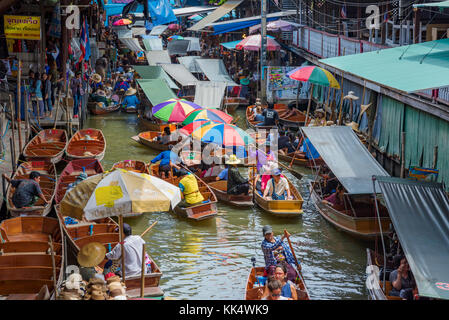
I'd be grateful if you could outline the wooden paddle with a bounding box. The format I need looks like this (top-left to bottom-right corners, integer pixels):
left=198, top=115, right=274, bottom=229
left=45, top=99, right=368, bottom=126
left=284, top=229, right=302, bottom=273
left=140, top=221, right=158, bottom=238
left=288, top=136, right=304, bottom=168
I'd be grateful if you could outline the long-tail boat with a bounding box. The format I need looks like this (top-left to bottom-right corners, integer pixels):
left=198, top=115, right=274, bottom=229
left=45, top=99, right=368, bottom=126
left=66, top=129, right=106, bottom=161
left=246, top=105, right=287, bottom=130
left=278, top=152, right=325, bottom=169
left=131, top=131, right=175, bottom=151
left=245, top=266, right=310, bottom=300
left=149, top=164, right=218, bottom=221
left=279, top=112, right=309, bottom=128
left=249, top=168, right=304, bottom=217
left=54, top=159, right=104, bottom=204
left=139, top=118, right=177, bottom=132
left=23, top=129, right=67, bottom=164
left=88, top=101, right=121, bottom=115
left=111, top=160, right=149, bottom=174
left=6, top=161, right=57, bottom=217
left=206, top=180, right=253, bottom=207
left=55, top=205, right=164, bottom=299
left=0, top=216, right=64, bottom=300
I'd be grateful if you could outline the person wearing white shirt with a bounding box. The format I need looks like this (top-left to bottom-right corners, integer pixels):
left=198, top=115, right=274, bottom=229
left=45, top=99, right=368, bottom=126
left=106, top=223, right=147, bottom=278
left=263, top=169, right=292, bottom=200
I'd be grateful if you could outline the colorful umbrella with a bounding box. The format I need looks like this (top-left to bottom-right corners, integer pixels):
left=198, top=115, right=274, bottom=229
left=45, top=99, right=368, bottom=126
left=182, top=109, right=233, bottom=126
left=287, top=66, right=340, bottom=89
left=152, top=99, right=203, bottom=123
left=168, top=35, right=184, bottom=41
left=113, top=18, right=132, bottom=26
left=168, top=24, right=180, bottom=30
left=191, top=121, right=254, bottom=147
left=235, top=34, right=281, bottom=51
left=249, top=20, right=295, bottom=34
left=179, top=119, right=218, bottom=136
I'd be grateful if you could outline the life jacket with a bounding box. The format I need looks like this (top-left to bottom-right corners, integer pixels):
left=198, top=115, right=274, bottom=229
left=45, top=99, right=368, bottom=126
left=179, top=174, right=204, bottom=205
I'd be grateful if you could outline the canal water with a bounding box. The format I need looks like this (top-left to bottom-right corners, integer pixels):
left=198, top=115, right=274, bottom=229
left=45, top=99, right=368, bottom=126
left=85, top=108, right=369, bottom=300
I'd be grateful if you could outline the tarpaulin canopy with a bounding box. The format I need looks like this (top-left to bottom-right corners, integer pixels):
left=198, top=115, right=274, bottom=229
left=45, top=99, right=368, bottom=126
left=177, top=56, right=203, bottom=73
left=188, top=0, right=244, bottom=31
left=133, top=65, right=179, bottom=89
left=220, top=40, right=242, bottom=50
left=113, top=26, right=133, bottom=38
left=301, top=126, right=389, bottom=194
left=375, top=176, right=449, bottom=300
left=143, top=37, right=163, bottom=51
left=161, top=64, right=199, bottom=86
left=195, top=59, right=238, bottom=86
left=413, top=0, right=449, bottom=8
left=119, top=38, right=144, bottom=52
left=320, top=38, right=449, bottom=93
left=137, top=78, right=177, bottom=106
left=132, top=27, right=147, bottom=36
left=184, top=37, right=201, bottom=52
left=145, top=50, right=172, bottom=65
left=194, top=81, right=227, bottom=109
left=150, top=24, right=168, bottom=36
left=167, top=39, right=190, bottom=56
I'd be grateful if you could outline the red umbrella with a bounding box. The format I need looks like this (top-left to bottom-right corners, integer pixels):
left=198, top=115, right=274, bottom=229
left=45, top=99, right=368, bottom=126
left=236, top=34, right=281, bottom=51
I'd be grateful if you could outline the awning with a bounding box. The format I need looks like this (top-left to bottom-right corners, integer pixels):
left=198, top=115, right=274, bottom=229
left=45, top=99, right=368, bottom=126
left=177, top=56, right=204, bottom=73
left=161, top=64, right=199, bottom=86
left=184, top=37, right=201, bottom=52
left=210, top=10, right=296, bottom=35
left=150, top=24, right=168, bottom=36
left=220, top=40, right=242, bottom=50
left=114, top=26, right=133, bottom=38
left=167, top=40, right=190, bottom=56
left=133, top=65, right=179, bottom=90
left=188, top=0, right=244, bottom=31
left=301, top=126, right=389, bottom=194
left=375, top=176, right=449, bottom=300
left=320, top=38, right=449, bottom=93
left=195, top=59, right=238, bottom=86
left=143, top=38, right=163, bottom=51
left=132, top=27, right=147, bottom=36
left=119, top=38, right=144, bottom=52
left=414, top=1, right=449, bottom=8
left=194, top=81, right=227, bottom=109
left=137, top=78, right=177, bottom=106
left=145, top=50, right=172, bottom=66
left=173, top=6, right=215, bottom=17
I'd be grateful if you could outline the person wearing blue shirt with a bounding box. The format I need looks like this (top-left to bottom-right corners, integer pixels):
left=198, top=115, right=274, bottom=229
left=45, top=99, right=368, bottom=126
left=300, top=137, right=320, bottom=160
left=215, top=167, right=228, bottom=181
left=32, top=72, right=45, bottom=117
left=150, top=145, right=181, bottom=179
left=114, top=78, right=130, bottom=92
left=122, top=88, right=140, bottom=112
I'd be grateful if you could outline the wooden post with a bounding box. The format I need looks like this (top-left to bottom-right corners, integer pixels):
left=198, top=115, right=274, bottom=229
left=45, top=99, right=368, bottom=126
left=413, top=8, right=421, bottom=44
left=400, top=132, right=405, bottom=178
left=357, top=83, right=367, bottom=123
left=17, top=60, right=23, bottom=153
left=53, top=92, right=62, bottom=129
left=119, top=215, right=126, bottom=282
left=433, top=146, right=438, bottom=169
left=140, top=243, right=146, bottom=298
left=9, top=95, right=16, bottom=165
left=48, top=234, right=58, bottom=298
left=367, top=92, right=379, bottom=153
left=295, top=82, right=300, bottom=110
left=324, top=87, right=332, bottom=120
left=10, top=138, right=16, bottom=173
left=304, top=84, right=314, bottom=125
left=25, top=87, right=30, bottom=143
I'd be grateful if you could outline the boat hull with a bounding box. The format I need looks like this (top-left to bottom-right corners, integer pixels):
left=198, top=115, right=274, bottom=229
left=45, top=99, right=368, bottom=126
left=23, top=129, right=67, bottom=164
left=207, top=180, right=253, bottom=207
left=66, top=129, right=106, bottom=161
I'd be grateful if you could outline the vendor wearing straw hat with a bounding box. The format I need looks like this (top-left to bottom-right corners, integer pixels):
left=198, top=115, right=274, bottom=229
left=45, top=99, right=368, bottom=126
left=225, top=155, right=249, bottom=195
left=122, top=87, right=140, bottom=112
left=77, top=242, right=107, bottom=282
left=113, top=76, right=130, bottom=92
left=308, top=107, right=326, bottom=127
left=90, top=73, right=103, bottom=91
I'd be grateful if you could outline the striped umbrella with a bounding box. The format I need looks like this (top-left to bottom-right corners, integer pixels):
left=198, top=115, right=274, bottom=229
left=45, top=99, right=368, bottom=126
left=182, top=109, right=233, bottom=126
left=179, top=119, right=220, bottom=136
left=152, top=99, right=203, bottom=123
left=191, top=121, right=254, bottom=147
left=287, top=66, right=340, bottom=89
left=168, top=35, right=184, bottom=41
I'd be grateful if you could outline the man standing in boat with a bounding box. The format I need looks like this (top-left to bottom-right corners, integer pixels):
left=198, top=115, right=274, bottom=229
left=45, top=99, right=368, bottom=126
left=3, top=172, right=49, bottom=208
left=261, top=225, right=298, bottom=282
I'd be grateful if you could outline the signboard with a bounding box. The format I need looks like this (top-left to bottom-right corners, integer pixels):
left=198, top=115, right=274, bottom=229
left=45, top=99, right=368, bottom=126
left=266, top=66, right=302, bottom=103
left=4, top=15, right=41, bottom=40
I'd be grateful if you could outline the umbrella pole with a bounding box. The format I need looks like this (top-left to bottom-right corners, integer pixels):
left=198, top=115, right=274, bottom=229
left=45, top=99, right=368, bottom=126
left=119, top=214, right=126, bottom=283
left=140, top=243, right=146, bottom=298
left=304, top=84, right=314, bottom=125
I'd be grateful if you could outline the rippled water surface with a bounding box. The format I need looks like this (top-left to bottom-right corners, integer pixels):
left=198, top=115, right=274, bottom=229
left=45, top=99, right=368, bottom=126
left=86, top=109, right=369, bottom=300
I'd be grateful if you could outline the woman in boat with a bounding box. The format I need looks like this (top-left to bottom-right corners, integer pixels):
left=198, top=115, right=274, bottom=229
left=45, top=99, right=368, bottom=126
left=122, top=87, right=140, bottom=112
left=225, top=155, right=249, bottom=195
left=176, top=169, right=205, bottom=207
left=261, top=278, right=292, bottom=300
left=277, top=131, right=295, bottom=156
left=158, top=126, right=172, bottom=145
left=263, top=169, right=293, bottom=201
left=90, top=73, right=103, bottom=91
left=389, top=256, right=416, bottom=300
left=308, top=108, right=326, bottom=127
left=262, top=264, right=298, bottom=300
left=321, top=184, right=345, bottom=209
left=77, top=242, right=106, bottom=282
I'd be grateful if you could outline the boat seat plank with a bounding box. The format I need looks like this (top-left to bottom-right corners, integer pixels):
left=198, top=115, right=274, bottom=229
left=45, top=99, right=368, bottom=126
left=0, top=254, right=61, bottom=267
left=0, top=280, right=54, bottom=295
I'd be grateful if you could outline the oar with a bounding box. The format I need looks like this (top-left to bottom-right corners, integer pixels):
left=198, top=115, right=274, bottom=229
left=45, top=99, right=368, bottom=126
left=140, top=221, right=158, bottom=238
left=288, top=136, right=304, bottom=168
left=284, top=229, right=302, bottom=274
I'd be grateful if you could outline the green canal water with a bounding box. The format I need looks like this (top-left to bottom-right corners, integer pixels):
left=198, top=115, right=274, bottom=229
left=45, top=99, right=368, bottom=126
left=85, top=108, right=369, bottom=300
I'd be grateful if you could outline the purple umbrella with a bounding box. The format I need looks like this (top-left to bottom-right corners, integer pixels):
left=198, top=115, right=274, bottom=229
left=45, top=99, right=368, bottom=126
left=249, top=20, right=295, bottom=34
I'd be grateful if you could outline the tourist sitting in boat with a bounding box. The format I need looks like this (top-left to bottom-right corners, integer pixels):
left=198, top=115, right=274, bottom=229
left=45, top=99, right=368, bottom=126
left=321, top=171, right=339, bottom=197
left=261, top=226, right=298, bottom=282
left=263, top=169, right=293, bottom=201
left=262, top=264, right=298, bottom=300
left=308, top=108, right=326, bottom=127
left=257, top=103, right=279, bottom=127
left=321, top=184, right=345, bottom=209
left=261, top=278, right=292, bottom=300
left=150, top=145, right=182, bottom=179
left=255, top=158, right=278, bottom=195
left=90, top=73, right=103, bottom=91
left=176, top=169, right=205, bottom=207
left=389, top=256, right=416, bottom=300
left=225, top=155, right=249, bottom=195
left=77, top=242, right=106, bottom=282
left=3, top=171, right=49, bottom=208
left=114, top=76, right=130, bottom=92
left=90, top=88, right=109, bottom=105
left=277, top=131, right=295, bottom=155
left=278, top=104, right=301, bottom=119
left=157, top=126, right=172, bottom=145
left=215, top=166, right=228, bottom=181
left=105, top=223, right=151, bottom=278
left=294, top=137, right=320, bottom=160
left=122, top=88, right=140, bottom=111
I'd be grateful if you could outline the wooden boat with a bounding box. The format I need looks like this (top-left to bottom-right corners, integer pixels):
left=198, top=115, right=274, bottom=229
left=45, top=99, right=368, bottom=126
left=149, top=164, right=218, bottom=221
left=0, top=216, right=64, bottom=300
left=366, top=248, right=402, bottom=300
left=279, top=112, right=309, bottom=128
left=111, top=160, right=149, bottom=174
left=66, top=129, right=106, bottom=161
left=55, top=205, right=164, bottom=299
left=133, top=131, right=176, bottom=151
left=245, top=266, right=310, bottom=300
left=207, top=180, right=253, bottom=207
left=249, top=167, right=304, bottom=217
left=309, top=181, right=391, bottom=240
left=54, top=159, right=104, bottom=204
left=23, top=129, right=67, bottom=164
left=245, top=104, right=287, bottom=130
left=278, top=152, right=325, bottom=169
left=123, top=105, right=138, bottom=113
left=88, top=101, right=121, bottom=115
left=139, top=118, right=177, bottom=132
left=6, top=161, right=57, bottom=217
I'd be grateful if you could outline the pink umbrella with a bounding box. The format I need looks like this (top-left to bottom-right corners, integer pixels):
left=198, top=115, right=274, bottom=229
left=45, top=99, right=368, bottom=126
left=249, top=19, right=295, bottom=34
left=168, top=24, right=180, bottom=30
left=113, top=18, right=132, bottom=26
left=235, top=34, right=281, bottom=51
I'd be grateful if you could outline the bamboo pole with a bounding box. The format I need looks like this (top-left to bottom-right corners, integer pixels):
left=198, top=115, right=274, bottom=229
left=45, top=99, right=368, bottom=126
left=284, top=229, right=301, bottom=273
left=337, top=74, right=345, bottom=125
left=17, top=60, right=23, bottom=153
left=119, top=215, right=126, bottom=283
left=140, top=221, right=158, bottom=238
left=400, top=132, right=405, bottom=178
left=140, top=243, right=146, bottom=298
left=9, top=95, right=16, bottom=166
left=48, top=234, right=58, bottom=298
left=304, top=84, right=314, bottom=125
